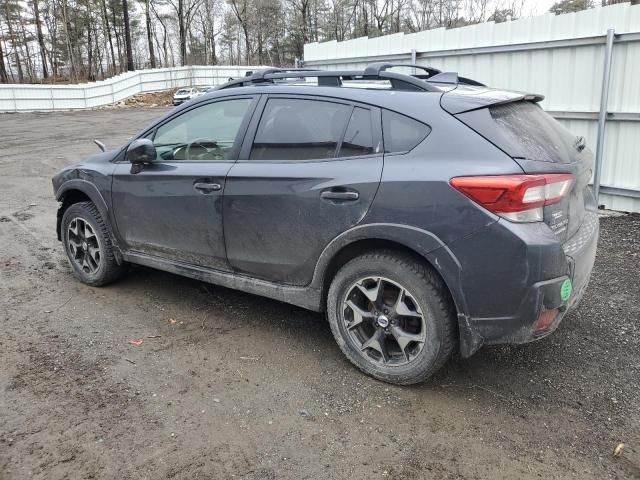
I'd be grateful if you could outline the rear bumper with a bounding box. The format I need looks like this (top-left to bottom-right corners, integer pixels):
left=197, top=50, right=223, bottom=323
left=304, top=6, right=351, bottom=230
left=454, top=212, right=599, bottom=356
left=563, top=211, right=599, bottom=311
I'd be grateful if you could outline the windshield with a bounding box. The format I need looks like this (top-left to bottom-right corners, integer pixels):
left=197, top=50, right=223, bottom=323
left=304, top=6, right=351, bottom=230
left=176, top=89, right=190, bottom=95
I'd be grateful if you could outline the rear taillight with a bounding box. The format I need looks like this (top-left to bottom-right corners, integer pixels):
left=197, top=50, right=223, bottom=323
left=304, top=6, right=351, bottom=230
left=450, top=174, right=574, bottom=223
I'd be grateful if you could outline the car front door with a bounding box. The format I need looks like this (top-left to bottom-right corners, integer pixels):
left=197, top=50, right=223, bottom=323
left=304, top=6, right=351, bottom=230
left=111, top=95, right=258, bottom=270
left=223, top=95, right=384, bottom=285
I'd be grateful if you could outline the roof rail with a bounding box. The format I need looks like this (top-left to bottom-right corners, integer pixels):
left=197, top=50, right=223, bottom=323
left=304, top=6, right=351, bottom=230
left=218, top=67, right=325, bottom=89
left=215, top=63, right=485, bottom=92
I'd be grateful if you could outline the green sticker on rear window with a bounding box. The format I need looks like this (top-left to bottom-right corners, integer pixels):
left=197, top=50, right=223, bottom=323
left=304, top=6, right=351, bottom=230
left=560, top=279, right=572, bottom=301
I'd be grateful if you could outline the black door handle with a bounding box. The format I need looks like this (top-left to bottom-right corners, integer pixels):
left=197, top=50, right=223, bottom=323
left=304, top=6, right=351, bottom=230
left=320, top=190, right=359, bottom=201
left=194, top=182, right=222, bottom=193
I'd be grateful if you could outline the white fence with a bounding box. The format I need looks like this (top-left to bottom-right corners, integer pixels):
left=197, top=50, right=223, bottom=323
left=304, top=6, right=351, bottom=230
left=0, top=66, right=259, bottom=112
left=304, top=2, right=640, bottom=213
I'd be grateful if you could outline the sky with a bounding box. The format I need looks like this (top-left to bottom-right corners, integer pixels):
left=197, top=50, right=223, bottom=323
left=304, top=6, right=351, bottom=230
left=521, top=0, right=560, bottom=16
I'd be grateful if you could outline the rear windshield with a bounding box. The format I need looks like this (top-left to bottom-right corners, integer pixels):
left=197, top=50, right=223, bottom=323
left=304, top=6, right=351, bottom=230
left=488, top=102, right=578, bottom=163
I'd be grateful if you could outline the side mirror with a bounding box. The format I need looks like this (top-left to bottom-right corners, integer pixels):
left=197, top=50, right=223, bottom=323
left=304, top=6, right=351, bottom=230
left=127, top=138, right=156, bottom=164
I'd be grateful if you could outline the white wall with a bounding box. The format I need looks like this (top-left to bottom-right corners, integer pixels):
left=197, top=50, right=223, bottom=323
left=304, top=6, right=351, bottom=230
left=0, top=66, right=259, bottom=113
left=304, top=3, right=640, bottom=212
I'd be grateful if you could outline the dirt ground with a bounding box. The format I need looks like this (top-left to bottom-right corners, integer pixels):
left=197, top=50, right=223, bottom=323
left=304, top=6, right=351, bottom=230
left=97, top=89, right=178, bottom=109
left=0, top=108, right=638, bottom=480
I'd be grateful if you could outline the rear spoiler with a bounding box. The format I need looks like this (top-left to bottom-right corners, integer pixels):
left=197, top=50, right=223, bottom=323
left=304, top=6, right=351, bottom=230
left=441, top=85, right=545, bottom=115
left=428, top=71, right=486, bottom=87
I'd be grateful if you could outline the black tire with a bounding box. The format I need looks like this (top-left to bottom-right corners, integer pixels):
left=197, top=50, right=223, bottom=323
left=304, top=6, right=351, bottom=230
left=61, top=201, right=128, bottom=286
left=326, top=250, right=456, bottom=385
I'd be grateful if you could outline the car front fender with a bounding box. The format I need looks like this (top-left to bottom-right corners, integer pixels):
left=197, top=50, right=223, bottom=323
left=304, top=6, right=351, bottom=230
left=54, top=179, right=114, bottom=244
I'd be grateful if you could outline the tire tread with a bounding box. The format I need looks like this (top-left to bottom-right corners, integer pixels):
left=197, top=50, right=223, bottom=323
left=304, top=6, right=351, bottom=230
left=62, top=201, right=127, bottom=287
left=327, top=250, right=456, bottom=385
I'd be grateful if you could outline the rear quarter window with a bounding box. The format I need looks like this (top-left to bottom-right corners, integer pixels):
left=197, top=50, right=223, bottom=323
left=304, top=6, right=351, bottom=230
left=382, top=110, right=431, bottom=154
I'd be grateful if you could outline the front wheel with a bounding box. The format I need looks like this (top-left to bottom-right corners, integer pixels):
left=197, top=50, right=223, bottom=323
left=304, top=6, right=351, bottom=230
left=61, top=201, right=128, bottom=286
left=326, top=251, right=456, bottom=385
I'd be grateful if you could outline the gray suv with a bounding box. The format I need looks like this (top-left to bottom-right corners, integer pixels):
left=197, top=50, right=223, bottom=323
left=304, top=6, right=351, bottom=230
left=52, top=64, right=599, bottom=385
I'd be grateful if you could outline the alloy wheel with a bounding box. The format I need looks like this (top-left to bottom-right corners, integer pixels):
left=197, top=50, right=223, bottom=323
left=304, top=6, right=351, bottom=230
left=342, top=276, right=427, bottom=366
left=67, top=217, right=101, bottom=274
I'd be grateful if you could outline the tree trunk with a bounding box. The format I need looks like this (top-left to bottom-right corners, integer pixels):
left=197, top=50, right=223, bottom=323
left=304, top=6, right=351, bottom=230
left=243, top=24, right=250, bottom=64
left=101, top=0, right=117, bottom=74
left=0, top=35, right=8, bottom=82
left=122, top=0, right=134, bottom=70
left=178, top=0, right=187, bottom=65
left=32, top=0, right=49, bottom=79
left=210, top=34, right=217, bottom=65
left=4, top=2, right=24, bottom=82
left=111, top=0, right=123, bottom=69
left=87, top=18, right=94, bottom=80
left=18, top=14, right=34, bottom=82
left=61, top=0, right=76, bottom=81
left=145, top=0, right=156, bottom=68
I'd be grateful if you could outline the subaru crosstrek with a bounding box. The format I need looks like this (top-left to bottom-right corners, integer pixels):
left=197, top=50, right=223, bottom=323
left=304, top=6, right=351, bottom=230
left=52, top=64, right=599, bottom=385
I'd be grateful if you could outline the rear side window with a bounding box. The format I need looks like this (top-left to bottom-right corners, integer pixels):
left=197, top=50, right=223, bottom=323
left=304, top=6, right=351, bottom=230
left=337, top=107, right=374, bottom=157
left=250, top=98, right=351, bottom=160
left=382, top=110, right=431, bottom=154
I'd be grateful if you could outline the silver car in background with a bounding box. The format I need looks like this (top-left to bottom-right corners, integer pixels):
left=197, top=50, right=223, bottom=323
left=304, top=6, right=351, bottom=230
left=172, top=87, right=198, bottom=106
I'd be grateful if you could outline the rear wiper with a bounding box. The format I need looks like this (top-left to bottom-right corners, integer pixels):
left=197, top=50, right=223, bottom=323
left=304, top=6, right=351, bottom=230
left=94, top=139, right=106, bottom=152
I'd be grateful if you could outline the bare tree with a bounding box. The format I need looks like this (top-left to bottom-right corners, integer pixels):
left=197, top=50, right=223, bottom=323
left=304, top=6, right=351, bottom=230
left=228, top=0, right=251, bottom=63
left=122, top=0, right=134, bottom=69
left=0, top=0, right=569, bottom=83
left=30, top=0, right=49, bottom=78
left=143, top=0, right=156, bottom=67
left=0, top=29, right=8, bottom=81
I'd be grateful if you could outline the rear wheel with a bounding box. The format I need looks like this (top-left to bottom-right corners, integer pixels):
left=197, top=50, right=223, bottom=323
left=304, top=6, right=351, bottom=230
left=327, top=251, right=456, bottom=385
left=61, top=202, right=128, bottom=286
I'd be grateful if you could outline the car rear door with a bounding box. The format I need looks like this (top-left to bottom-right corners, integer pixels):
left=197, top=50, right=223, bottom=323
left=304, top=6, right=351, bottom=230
left=223, top=94, right=384, bottom=285
left=111, top=95, right=258, bottom=270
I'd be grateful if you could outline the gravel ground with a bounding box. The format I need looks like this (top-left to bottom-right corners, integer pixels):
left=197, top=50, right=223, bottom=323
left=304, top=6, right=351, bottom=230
left=0, top=109, right=638, bottom=480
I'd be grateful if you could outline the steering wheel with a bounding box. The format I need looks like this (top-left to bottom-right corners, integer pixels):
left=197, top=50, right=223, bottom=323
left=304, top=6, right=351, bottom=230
left=184, top=138, right=224, bottom=160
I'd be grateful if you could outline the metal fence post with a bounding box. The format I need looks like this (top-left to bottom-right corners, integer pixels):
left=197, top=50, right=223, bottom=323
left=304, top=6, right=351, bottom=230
left=593, top=28, right=615, bottom=204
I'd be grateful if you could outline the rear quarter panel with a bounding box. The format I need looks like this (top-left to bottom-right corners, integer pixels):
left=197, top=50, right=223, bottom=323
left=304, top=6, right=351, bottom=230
left=364, top=99, right=523, bottom=245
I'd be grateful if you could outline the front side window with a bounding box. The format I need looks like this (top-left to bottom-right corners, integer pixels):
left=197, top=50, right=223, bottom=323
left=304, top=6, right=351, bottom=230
left=153, top=98, right=252, bottom=161
left=250, top=98, right=351, bottom=161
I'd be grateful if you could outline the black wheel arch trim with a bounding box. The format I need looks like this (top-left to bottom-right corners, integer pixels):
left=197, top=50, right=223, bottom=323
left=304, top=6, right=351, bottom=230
left=309, top=223, right=473, bottom=354
left=55, top=180, right=123, bottom=262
